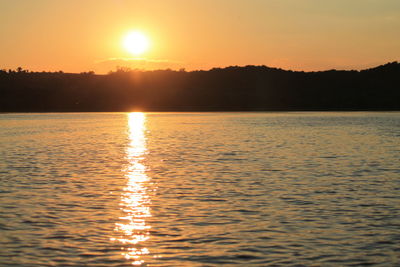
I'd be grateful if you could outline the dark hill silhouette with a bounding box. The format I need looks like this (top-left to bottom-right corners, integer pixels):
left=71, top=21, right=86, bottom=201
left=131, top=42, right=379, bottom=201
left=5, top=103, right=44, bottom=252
left=1, top=62, right=399, bottom=112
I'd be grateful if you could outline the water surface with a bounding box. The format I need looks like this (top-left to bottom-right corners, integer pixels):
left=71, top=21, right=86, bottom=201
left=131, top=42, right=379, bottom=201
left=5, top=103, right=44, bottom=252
left=1, top=112, right=399, bottom=266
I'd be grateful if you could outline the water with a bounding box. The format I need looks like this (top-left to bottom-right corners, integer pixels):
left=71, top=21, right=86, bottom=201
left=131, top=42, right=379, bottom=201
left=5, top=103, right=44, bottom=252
left=1, top=112, right=400, bottom=266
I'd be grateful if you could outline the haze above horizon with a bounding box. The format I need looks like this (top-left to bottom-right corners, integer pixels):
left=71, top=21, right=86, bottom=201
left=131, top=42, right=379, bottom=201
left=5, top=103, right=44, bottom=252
left=1, top=0, right=399, bottom=73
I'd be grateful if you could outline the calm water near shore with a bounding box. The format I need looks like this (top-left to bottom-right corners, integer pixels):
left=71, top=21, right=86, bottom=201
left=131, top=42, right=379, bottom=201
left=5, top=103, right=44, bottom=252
left=1, top=112, right=400, bottom=266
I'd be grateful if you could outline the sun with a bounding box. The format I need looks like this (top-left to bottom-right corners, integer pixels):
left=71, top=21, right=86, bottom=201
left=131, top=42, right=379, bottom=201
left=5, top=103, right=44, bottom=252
left=123, top=31, right=150, bottom=56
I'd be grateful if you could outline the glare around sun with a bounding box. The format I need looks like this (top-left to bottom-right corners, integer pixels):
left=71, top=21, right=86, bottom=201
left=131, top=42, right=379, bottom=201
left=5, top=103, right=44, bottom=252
left=123, top=31, right=149, bottom=56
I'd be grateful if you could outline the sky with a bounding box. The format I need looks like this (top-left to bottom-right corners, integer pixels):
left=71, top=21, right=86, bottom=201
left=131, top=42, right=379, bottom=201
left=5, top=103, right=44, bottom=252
left=1, top=0, right=399, bottom=73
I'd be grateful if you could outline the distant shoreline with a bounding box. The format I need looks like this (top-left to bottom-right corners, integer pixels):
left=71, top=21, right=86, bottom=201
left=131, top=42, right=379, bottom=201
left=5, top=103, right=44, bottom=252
left=1, top=62, right=399, bottom=112
left=2, top=110, right=400, bottom=114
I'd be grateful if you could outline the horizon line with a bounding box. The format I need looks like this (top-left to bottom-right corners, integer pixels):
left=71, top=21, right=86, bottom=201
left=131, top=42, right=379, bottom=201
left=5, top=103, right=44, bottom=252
left=1, top=61, right=399, bottom=75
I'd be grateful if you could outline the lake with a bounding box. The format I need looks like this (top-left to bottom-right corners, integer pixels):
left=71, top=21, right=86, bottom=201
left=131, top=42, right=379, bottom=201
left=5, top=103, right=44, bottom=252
left=1, top=112, right=399, bottom=266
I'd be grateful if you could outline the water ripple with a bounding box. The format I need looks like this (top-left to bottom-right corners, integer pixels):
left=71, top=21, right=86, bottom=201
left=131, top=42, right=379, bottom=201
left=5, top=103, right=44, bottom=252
left=1, top=112, right=399, bottom=266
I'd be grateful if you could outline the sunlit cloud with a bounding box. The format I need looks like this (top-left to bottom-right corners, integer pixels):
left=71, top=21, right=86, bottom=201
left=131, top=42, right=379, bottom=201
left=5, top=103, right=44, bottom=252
left=94, top=57, right=186, bottom=73
left=96, top=57, right=184, bottom=64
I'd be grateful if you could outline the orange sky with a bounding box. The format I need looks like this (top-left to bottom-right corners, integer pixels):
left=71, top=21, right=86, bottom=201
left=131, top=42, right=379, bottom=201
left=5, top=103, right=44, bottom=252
left=1, top=0, right=399, bottom=73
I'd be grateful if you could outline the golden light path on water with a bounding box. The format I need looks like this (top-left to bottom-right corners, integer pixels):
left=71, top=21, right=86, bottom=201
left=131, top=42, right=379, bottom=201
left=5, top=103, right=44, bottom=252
left=112, top=112, right=151, bottom=265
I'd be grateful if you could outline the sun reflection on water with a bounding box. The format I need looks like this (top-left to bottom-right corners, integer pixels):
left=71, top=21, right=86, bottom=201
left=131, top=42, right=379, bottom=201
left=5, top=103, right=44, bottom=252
left=112, top=112, right=151, bottom=265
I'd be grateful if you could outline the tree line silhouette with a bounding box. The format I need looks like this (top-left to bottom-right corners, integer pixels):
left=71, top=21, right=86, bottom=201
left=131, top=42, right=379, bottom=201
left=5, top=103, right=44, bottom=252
left=1, top=62, right=399, bottom=112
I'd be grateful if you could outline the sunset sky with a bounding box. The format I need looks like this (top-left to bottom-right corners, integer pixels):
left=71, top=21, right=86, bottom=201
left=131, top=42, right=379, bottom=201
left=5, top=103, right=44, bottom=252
left=1, top=0, right=399, bottom=73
